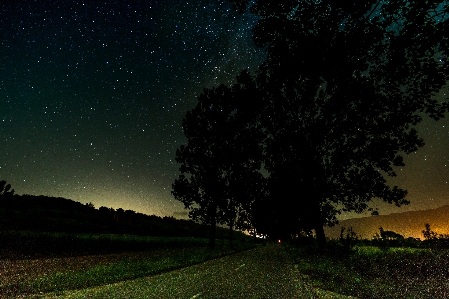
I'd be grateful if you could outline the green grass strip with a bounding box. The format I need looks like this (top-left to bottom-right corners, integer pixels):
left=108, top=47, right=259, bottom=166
left=6, top=243, right=255, bottom=297
left=287, top=244, right=448, bottom=299
left=286, top=245, right=400, bottom=298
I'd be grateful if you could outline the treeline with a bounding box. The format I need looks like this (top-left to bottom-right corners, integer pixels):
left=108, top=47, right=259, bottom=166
left=0, top=193, right=234, bottom=239
left=328, top=224, right=449, bottom=250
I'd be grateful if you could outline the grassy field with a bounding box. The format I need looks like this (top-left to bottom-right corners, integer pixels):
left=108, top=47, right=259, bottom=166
left=287, top=243, right=449, bottom=299
left=0, top=231, right=256, bottom=298
left=8, top=230, right=449, bottom=298
left=0, top=230, right=249, bottom=259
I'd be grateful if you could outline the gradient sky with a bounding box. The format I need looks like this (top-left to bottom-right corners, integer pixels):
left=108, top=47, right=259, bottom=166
left=1, top=1, right=448, bottom=220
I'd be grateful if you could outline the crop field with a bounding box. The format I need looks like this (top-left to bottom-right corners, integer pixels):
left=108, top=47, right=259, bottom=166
left=287, top=244, right=449, bottom=299
left=0, top=230, right=220, bottom=259
left=0, top=230, right=255, bottom=298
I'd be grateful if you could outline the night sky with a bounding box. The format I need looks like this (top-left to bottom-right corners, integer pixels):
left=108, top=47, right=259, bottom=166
left=1, top=1, right=449, bottom=220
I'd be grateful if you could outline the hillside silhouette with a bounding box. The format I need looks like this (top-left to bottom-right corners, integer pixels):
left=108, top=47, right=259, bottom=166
left=324, top=205, right=449, bottom=240
left=0, top=194, right=233, bottom=239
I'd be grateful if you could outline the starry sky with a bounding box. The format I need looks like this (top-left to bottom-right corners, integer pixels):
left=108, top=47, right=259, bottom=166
left=1, top=1, right=449, bottom=220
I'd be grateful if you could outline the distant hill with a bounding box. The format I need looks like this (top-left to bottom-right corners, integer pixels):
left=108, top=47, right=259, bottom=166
left=0, top=194, right=237, bottom=239
left=324, top=205, right=449, bottom=240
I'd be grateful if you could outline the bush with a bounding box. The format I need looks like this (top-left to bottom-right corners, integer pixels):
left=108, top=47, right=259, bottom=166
left=421, top=223, right=449, bottom=249
left=339, top=226, right=359, bottom=251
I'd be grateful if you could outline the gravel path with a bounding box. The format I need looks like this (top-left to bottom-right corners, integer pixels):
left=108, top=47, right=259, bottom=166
left=44, top=244, right=318, bottom=299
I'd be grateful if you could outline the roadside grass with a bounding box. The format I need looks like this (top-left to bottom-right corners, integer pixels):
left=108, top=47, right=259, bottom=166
left=14, top=247, right=234, bottom=296
left=0, top=231, right=256, bottom=297
left=287, top=243, right=449, bottom=299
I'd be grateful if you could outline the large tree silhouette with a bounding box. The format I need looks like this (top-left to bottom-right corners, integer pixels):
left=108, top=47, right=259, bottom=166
left=230, top=0, right=449, bottom=247
left=172, top=71, right=264, bottom=248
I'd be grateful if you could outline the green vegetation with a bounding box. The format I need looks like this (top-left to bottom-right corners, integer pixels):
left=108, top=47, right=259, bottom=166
left=0, top=231, right=256, bottom=297
left=288, top=244, right=449, bottom=298
left=286, top=225, right=449, bottom=298
left=0, top=192, right=242, bottom=241
left=13, top=248, right=230, bottom=296
left=0, top=230, right=217, bottom=258
left=0, top=230, right=254, bottom=259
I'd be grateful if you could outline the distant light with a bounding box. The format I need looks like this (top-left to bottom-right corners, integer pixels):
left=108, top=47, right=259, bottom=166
left=277, top=239, right=281, bottom=243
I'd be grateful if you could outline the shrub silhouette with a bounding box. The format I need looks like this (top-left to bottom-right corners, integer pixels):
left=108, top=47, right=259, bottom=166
left=422, top=223, right=449, bottom=249
left=422, top=223, right=438, bottom=241
left=372, top=227, right=405, bottom=248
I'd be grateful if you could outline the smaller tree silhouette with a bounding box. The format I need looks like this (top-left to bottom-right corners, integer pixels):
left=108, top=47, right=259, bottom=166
left=173, top=70, right=263, bottom=249
left=339, top=226, right=359, bottom=249
left=0, top=180, right=14, bottom=197
left=422, top=223, right=438, bottom=241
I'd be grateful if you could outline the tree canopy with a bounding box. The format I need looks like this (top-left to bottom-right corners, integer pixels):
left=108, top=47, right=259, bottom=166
left=0, top=180, right=14, bottom=198
left=175, top=0, right=449, bottom=247
left=228, top=0, right=449, bottom=246
left=172, top=70, right=264, bottom=248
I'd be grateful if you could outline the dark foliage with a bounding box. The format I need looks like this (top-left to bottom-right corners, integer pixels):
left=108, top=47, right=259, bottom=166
left=172, top=70, right=265, bottom=248
left=0, top=180, right=14, bottom=197
left=173, top=0, right=449, bottom=249
left=421, top=223, right=449, bottom=248
left=0, top=193, right=236, bottom=240
left=223, top=0, right=449, bottom=247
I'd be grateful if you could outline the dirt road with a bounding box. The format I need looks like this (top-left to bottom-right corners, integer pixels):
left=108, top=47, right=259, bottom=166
left=43, top=244, right=318, bottom=299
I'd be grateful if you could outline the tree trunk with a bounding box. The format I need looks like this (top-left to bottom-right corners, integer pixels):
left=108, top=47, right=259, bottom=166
left=209, top=205, right=216, bottom=249
left=311, top=189, right=326, bottom=250
left=315, top=223, right=326, bottom=250
left=229, top=218, right=234, bottom=248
